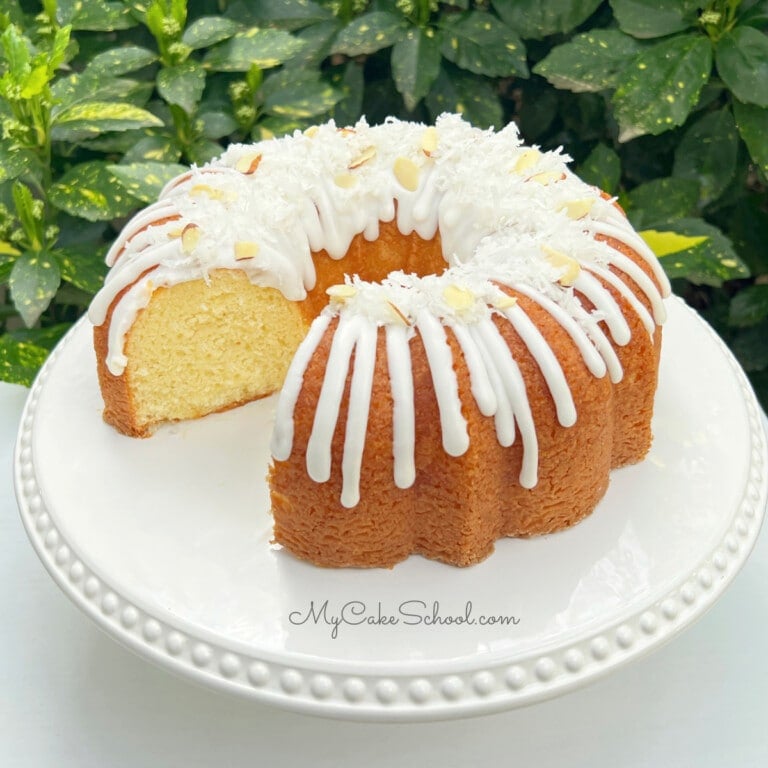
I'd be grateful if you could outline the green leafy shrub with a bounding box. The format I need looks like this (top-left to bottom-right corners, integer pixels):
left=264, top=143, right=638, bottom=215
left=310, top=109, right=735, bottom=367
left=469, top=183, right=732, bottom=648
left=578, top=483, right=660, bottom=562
left=1, top=0, right=766, bottom=405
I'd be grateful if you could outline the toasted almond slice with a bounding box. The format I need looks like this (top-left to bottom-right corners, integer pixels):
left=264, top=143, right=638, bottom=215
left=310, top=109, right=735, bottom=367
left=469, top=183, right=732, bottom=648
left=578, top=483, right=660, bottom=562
left=493, top=293, right=518, bottom=309
left=234, top=241, right=259, bottom=261
left=386, top=300, right=410, bottom=325
left=326, top=284, right=357, bottom=300
left=443, top=284, right=475, bottom=311
left=529, top=171, right=563, bottom=186
left=542, top=245, right=581, bottom=286
left=181, top=223, right=200, bottom=253
left=304, top=125, right=320, bottom=138
left=234, top=153, right=262, bottom=175
left=167, top=227, right=184, bottom=239
left=338, top=127, right=356, bottom=137
left=512, top=148, right=541, bottom=173
left=560, top=198, right=595, bottom=219
left=394, top=157, right=420, bottom=192
left=349, top=145, right=376, bottom=169
left=421, top=126, right=439, bottom=156
left=190, top=183, right=225, bottom=200
left=334, top=173, right=358, bottom=189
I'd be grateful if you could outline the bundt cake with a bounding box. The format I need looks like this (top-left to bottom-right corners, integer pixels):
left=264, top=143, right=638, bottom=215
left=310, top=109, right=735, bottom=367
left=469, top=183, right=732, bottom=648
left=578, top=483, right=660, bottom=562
left=87, top=114, right=670, bottom=568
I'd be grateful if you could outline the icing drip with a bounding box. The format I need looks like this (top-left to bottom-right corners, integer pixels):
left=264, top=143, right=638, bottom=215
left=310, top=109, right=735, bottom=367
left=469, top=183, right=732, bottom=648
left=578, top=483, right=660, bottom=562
left=340, top=321, right=377, bottom=507
left=415, top=310, right=470, bottom=458
left=306, top=315, right=361, bottom=483
left=270, top=314, right=331, bottom=461
left=385, top=324, right=416, bottom=490
left=501, top=305, right=577, bottom=428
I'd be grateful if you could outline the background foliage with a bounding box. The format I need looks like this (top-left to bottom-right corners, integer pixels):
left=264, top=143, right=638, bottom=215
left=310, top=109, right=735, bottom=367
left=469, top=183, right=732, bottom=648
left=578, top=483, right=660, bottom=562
left=1, top=0, right=767, bottom=405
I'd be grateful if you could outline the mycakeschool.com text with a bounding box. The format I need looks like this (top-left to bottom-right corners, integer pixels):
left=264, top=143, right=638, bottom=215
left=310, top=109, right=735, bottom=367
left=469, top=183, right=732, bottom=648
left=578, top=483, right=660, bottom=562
left=288, top=600, right=521, bottom=639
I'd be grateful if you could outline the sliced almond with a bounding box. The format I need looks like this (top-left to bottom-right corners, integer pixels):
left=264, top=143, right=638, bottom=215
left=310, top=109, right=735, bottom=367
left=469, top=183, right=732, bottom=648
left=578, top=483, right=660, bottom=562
left=386, top=300, right=410, bottom=326
left=190, top=183, right=225, bottom=200
left=394, top=157, right=420, bottom=192
left=443, top=284, right=475, bottom=311
left=512, top=148, right=541, bottom=174
left=334, top=173, right=358, bottom=189
left=542, top=245, right=581, bottom=286
left=338, top=127, right=356, bottom=137
left=529, top=171, right=563, bottom=186
left=559, top=198, right=595, bottom=219
left=234, top=241, right=259, bottom=261
left=421, top=126, right=439, bottom=156
left=493, top=293, right=518, bottom=309
left=326, top=284, right=357, bottom=301
left=181, top=223, right=200, bottom=253
left=234, top=153, right=262, bottom=175
left=304, top=125, right=320, bottom=138
left=349, top=145, right=376, bottom=169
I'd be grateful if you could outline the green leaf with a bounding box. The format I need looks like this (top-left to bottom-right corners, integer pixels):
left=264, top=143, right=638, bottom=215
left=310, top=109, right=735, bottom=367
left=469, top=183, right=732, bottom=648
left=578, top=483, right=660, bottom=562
left=204, top=28, right=305, bottom=70
left=49, top=162, right=140, bottom=222
left=425, top=66, right=503, bottom=129
left=729, top=284, right=768, bottom=327
left=122, top=135, right=182, bottom=164
left=716, top=26, right=768, bottom=108
left=639, top=229, right=708, bottom=256
left=85, top=46, right=158, bottom=77
left=226, top=0, right=333, bottom=31
left=533, top=30, right=643, bottom=93
left=329, top=61, right=365, bottom=127
left=9, top=252, right=61, bottom=327
left=288, top=20, right=342, bottom=68
left=8, top=323, right=71, bottom=351
left=672, top=107, right=738, bottom=206
left=441, top=12, right=527, bottom=78
left=0, top=336, right=49, bottom=387
left=262, top=69, right=342, bottom=118
left=626, top=177, right=700, bottom=228
left=108, top=162, right=189, bottom=204
left=609, top=0, right=700, bottom=38
left=733, top=100, right=768, bottom=176
left=654, top=218, right=749, bottom=286
left=51, top=72, right=151, bottom=109
left=182, top=17, right=241, bottom=49
left=199, top=111, right=238, bottom=140
left=0, top=140, right=37, bottom=184
left=491, top=0, right=602, bottom=39
left=391, top=27, right=442, bottom=112
left=331, top=12, right=405, bottom=56
left=612, top=34, right=713, bottom=142
left=56, top=0, right=137, bottom=31
left=51, top=102, right=163, bottom=141
left=577, top=142, right=622, bottom=194
left=732, top=321, right=768, bottom=372
left=12, top=182, right=42, bottom=250
left=157, top=61, right=206, bottom=113
left=253, top=115, right=307, bottom=140
left=188, top=139, right=227, bottom=166
left=57, top=246, right=109, bottom=294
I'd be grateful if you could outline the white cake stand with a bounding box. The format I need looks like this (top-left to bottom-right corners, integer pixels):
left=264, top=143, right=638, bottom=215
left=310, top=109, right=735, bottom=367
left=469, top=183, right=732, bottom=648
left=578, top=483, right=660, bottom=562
left=14, top=297, right=767, bottom=721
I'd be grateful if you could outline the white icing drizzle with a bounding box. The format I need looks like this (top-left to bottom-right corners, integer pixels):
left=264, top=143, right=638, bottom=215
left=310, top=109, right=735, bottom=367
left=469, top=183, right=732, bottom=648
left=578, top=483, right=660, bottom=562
left=341, top=321, right=377, bottom=507
left=571, top=272, right=632, bottom=346
left=415, top=310, right=470, bottom=458
left=305, top=315, right=361, bottom=483
left=385, top=324, right=416, bottom=490
left=89, top=114, right=672, bottom=506
left=474, top=318, right=538, bottom=488
left=450, top=323, right=498, bottom=418
left=270, top=314, right=331, bottom=461
left=501, top=305, right=577, bottom=428
left=582, top=263, right=656, bottom=338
